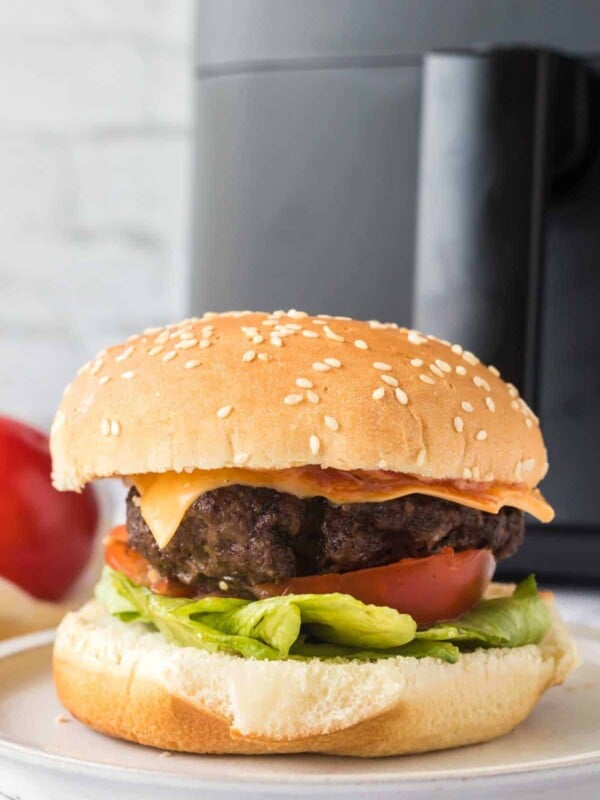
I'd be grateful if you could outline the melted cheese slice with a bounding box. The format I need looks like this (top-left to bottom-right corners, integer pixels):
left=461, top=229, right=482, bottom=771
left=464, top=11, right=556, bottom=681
left=133, top=466, right=555, bottom=549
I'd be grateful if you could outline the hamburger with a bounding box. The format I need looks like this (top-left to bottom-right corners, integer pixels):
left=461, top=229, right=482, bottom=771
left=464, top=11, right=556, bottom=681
left=50, top=310, right=578, bottom=757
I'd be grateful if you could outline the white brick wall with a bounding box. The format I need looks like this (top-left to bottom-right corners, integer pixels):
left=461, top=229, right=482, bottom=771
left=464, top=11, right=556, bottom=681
left=0, top=0, right=194, bottom=428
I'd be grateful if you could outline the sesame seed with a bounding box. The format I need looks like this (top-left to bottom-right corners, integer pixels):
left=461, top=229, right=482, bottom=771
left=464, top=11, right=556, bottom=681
left=429, top=364, right=444, bottom=378
left=100, top=419, right=110, bottom=436
left=312, top=319, right=327, bottom=326
left=511, top=399, right=520, bottom=411
left=218, top=580, right=229, bottom=592
left=354, top=339, right=368, bottom=350
left=416, top=448, right=426, bottom=466
left=162, top=350, right=177, bottom=362
left=455, top=365, right=467, bottom=376
left=90, top=359, right=103, bottom=376
left=180, top=330, right=195, bottom=340
left=451, top=344, right=463, bottom=355
left=507, top=383, right=519, bottom=398
left=435, top=359, right=452, bottom=373
left=407, top=330, right=427, bottom=345
left=395, top=387, right=409, bottom=405
left=378, top=459, right=388, bottom=469
left=475, top=429, right=488, bottom=441
left=262, top=319, right=278, bottom=327
left=77, top=361, right=91, bottom=376
left=121, top=371, right=135, bottom=380
left=302, top=330, right=319, bottom=338
left=463, top=351, right=479, bottom=366
left=271, top=336, right=283, bottom=347
left=241, top=326, right=258, bottom=336
left=453, top=416, right=464, bottom=433
left=252, top=334, right=264, bottom=344
left=116, top=346, right=134, bottom=363
left=286, top=323, right=302, bottom=331
left=484, top=472, right=495, bottom=482
left=485, top=397, right=496, bottom=412
left=296, top=378, right=313, bottom=389
left=324, top=357, right=342, bottom=368
left=148, top=345, right=164, bottom=356
left=199, top=339, right=211, bottom=349
left=372, top=387, right=386, bottom=400
left=184, top=359, right=200, bottom=369
left=306, top=390, right=320, bottom=404
left=174, top=339, right=197, bottom=350
left=110, top=420, right=121, bottom=437
left=217, top=405, right=233, bottom=419
left=309, top=434, right=321, bottom=455
left=258, top=353, right=271, bottom=362
left=234, top=452, right=250, bottom=466
left=242, top=350, right=256, bottom=363
left=284, top=394, right=303, bottom=405
left=525, top=418, right=533, bottom=428
left=312, top=362, right=330, bottom=372
left=419, top=374, right=435, bottom=385
left=473, top=376, right=491, bottom=392
left=323, top=325, right=344, bottom=342
left=463, top=467, right=473, bottom=480
left=98, top=375, right=111, bottom=385
left=288, top=309, right=308, bottom=319
left=461, top=401, right=474, bottom=413
left=155, top=331, right=170, bottom=344
left=373, top=361, right=392, bottom=371
left=472, top=466, right=481, bottom=481
left=488, top=365, right=500, bottom=377
left=381, top=374, right=398, bottom=387
left=522, top=458, right=536, bottom=472
left=324, top=415, right=339, bottom=431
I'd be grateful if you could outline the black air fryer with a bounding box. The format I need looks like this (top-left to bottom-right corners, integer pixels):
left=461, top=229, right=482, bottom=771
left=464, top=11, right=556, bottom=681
left=192, top=1, right=600, bottom=584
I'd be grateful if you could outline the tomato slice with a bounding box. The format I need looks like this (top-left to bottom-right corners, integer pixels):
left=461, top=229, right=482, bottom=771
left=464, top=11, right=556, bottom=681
left=256, top=548, right=496, bottom=625
left=104, top=526, right=193, bottom=598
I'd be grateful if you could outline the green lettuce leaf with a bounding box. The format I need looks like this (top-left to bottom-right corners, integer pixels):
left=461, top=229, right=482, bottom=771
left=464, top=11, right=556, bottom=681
left=417, top=575, right=551, bottom=648
left=96, top=568, right=415, bottom=659
left=290, top=638, right=460, bottom=663
left=95, top=568, right=551, bottom=663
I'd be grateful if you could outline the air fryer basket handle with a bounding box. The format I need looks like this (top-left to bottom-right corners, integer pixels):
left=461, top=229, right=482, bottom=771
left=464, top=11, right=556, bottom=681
left=414, top=47, right=600, bottom=409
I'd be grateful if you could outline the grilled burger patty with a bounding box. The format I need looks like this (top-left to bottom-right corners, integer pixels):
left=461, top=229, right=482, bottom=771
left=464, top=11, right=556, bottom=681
left=126, top=486, right=524, bottom=592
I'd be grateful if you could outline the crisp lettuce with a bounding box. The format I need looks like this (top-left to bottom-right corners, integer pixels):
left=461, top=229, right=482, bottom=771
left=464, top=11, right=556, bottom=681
left=95, top=568, right=551, bottom=663
left=416, top=575, right=551, bottom=648
left=96, top=567, right=415, bottom=660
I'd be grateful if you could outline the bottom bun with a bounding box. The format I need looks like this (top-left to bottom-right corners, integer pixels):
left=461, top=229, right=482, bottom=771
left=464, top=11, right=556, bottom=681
left=53, top=586, right=579, bottom=757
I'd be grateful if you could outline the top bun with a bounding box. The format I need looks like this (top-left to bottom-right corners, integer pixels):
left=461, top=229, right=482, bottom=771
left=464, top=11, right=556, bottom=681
left=51, top=311, right=548, bottom=491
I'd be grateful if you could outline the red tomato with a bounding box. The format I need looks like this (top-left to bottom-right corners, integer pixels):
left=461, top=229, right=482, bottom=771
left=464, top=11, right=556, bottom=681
left=256, top=548, right=496, bottom=625
left=0, top=416, right=98, bottom=601
left=105, top=526, right=192, bottom=598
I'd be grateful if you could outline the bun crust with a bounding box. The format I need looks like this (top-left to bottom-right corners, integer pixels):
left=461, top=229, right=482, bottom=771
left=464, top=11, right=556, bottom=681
left=51, top=312, right=547, bottom=491
left=53, top=589, right=578, bottom=757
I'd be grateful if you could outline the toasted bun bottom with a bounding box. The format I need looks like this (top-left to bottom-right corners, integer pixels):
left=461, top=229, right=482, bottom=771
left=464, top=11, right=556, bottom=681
left=53, top=589, right=578, bottom=757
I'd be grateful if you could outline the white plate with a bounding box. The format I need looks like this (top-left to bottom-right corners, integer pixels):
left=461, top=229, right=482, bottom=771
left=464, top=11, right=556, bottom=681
left=0, top=628, right=599, bottom=800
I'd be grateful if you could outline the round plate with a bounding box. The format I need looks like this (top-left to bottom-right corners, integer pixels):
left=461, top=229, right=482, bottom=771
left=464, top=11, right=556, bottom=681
left=0, top=628, right=599, bottom=800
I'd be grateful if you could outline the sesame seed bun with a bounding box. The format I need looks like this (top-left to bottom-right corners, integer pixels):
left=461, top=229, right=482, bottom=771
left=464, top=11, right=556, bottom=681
left=52, top=587, right=578, bottom=756
left=50, top=311, right=548, bottom=491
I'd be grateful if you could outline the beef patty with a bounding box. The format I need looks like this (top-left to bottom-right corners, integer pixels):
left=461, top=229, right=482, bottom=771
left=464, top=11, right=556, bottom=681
left=126, top=485, right=524, bottom=592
